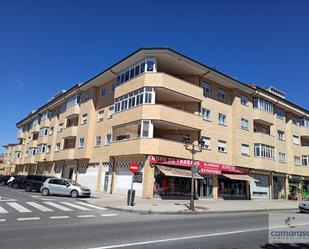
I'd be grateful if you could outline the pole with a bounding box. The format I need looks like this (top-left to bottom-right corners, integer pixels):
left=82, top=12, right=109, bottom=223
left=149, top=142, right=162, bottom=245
left=128, top=173, right=134, bottom=206
left=190, top=144, right=195, bottom=211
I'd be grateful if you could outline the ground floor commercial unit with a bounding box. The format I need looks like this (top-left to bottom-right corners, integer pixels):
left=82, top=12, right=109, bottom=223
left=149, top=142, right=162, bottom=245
left=12, top=154, right=309, bottom=200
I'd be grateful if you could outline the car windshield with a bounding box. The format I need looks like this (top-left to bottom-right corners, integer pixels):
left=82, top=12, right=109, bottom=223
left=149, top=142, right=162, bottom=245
left=67, top=180, right=81, bottom=186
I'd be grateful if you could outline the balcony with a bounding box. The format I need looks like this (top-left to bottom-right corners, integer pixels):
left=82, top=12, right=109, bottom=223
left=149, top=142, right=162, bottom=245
left=65, top=105, right=80, bottom=118
left=252, top=108, right=274, bottom=126
left=62, top=126, right=78, bottom=138
left=53, top=148, right=75, bottom=161
left=40, top=118, right=50, bottom=127
left=115, top=73, right=203, bottom=101
left=28, top=139, right=38, bottom=148
left=253, top=132, right=275, bottom=146
left=110, top=138, right=192, bottom=159
left=113, top=104, right=203, bottom=130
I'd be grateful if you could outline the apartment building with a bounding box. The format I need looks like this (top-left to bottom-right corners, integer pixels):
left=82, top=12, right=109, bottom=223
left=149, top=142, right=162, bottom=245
left=4, top=47, right=309, bottom=200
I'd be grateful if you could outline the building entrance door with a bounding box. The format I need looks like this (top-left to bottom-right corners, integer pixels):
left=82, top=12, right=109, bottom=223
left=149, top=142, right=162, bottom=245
left=198, top=176, right=213, bottom=198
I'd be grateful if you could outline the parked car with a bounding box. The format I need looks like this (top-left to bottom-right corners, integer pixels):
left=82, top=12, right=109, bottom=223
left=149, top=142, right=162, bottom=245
left=40, top=178, right=91, bottom=198
left=299, top=197, right=309, bottom=213
left=0, top=175, right=12, bottom=186
left=8, top=175, right=26, bottom=189
left=24, top=175, right=49, bottom=192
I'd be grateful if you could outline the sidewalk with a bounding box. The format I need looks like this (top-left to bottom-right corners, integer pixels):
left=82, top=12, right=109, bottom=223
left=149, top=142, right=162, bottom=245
left=84, top=192, right=299, bottom=214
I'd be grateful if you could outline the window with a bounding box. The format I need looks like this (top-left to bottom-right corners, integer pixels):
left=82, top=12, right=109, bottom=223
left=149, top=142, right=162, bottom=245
left=106, top=134, right=112, bottom=145
left=241, top=144, right=249, bottom=156
left=291, top=116, right=300, bottom=126
left=141, top=120, right=152, bottom=138
left=81, top=113, right=88, bottom=125
left=201, top=82, right=211, bottom=96
left=39, top=127, right=49, bottom=137
left=302, top=155, right=309, bottom=166
left=240, top=95, right=248, bottom=105
left=58, top=123, right=64, bottom=132
left=218, top=89, right=226, bottom=101
left=66, top=95, right=80, bottom=108
left=46, top=145, right=51, bottom=154
left=202, top=108, right=211, bottom=121
left=14, top=151, right=22, bottom=158
left=241, top=118, right=249, bottom=130
left=218, top=113, right=227, bottom=125
left=201, top=137, right=211, bottom=149
left=254, top=144, right=275, bottom=159
left=277, top=130, right=285, bottom=141
left=253, top=97, right=273, bottom=113
left=83, top=90, right=91, bottom=102
left=49, top=127, right=54, bottom=136
left=275, top=108, right=285, bottom=119
left=300, top=118, right=309, bottom=128
left=40, top=111, right=50, bottom=121
left=108, top=106, right=114, bottom=118
left=146, top=57, right=156, bottom=72
left=114, top=87, right=155, bottom=113
left=218, top=140, right=227, bottom=152
left=293, top=135, right=300, bottom=145
left=98, top=111, right=104, bottom=122
left=279, top=152, right=286, bottom=163
left=79, top=138, right=85, bottom=148
left=294, top=156, right=301, bottom=166
left=101, top=87, right=108, bottom=97
left=55, top=143, right=61, bottom=152
left=95, top=136, right=102, bottom=147
left=38, top=144, right=47, bottom=154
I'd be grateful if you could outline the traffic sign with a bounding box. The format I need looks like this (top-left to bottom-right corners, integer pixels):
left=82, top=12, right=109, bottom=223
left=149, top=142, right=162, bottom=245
left=129, top=163, right=139, bottom=174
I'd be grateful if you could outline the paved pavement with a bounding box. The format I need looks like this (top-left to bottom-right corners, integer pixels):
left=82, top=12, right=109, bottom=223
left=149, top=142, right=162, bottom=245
left=86, top=192, right=299, bottom=214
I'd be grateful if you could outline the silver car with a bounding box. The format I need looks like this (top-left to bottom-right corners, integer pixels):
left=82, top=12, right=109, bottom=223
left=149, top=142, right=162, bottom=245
left=299, top=197, right=309, bottom=213
left=40, top=178, right=91, bottom=198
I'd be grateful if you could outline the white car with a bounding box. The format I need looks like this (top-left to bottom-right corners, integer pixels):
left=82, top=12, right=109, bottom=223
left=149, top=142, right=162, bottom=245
left=299, top=197, right=309, bottom=213
left=40, top=178, right=91, bottom=198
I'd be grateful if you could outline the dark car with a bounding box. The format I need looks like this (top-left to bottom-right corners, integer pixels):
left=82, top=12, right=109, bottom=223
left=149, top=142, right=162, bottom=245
left=24, top=175, right=49, bottom=192
left=0, top=175, right=11, bottom=186
left=8, top=175, right=26, bottom=189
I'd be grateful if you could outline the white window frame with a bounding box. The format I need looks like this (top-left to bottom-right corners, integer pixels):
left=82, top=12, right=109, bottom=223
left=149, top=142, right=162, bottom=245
left=218, top=113, right=227, bottom=125
left=218, top=140, right=227, bottom=153
left=201, top=82, right=211, bottom=96
left=294, top=156, right=301, bottom=166
left=95, top=136, right=102, bottom=147
left=81, top=113, right=88, bottom=125
left=98, top=110, right=104, bottom=122
left=241, top=118, right=249, bottom=130
left=106, top=134, right=112, bottom=145
left=201, top=136, right=211, bottom=150
left=241, top=144, right=249, bottom=156
left=240, top=95, right=248, bottom=106
left=277, top=130, right=285, bottom=141
left=279, top=152, right=286, bottom=163
left=79, top=138, right=85, bottom=148
left=293, top=135, right=300, bottom=145
left=202, top=108, right=211, bottom=121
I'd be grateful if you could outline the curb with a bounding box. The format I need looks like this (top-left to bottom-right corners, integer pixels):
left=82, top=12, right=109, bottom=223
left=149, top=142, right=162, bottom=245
left=103, top=206, right=299, bottom=215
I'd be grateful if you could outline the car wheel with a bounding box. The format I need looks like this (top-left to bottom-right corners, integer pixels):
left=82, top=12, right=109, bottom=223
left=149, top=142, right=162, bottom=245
left=70, top=190, right=78, bottom=198
left=25, top=185, right=32, bottom=192
left=12, top=183, right=18, bottom=189
left=42, top=188, right=49, bottom=196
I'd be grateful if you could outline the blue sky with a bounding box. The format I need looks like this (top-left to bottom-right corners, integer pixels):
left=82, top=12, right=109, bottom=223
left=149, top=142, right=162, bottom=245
left=0, top=0, right=308, bottom=153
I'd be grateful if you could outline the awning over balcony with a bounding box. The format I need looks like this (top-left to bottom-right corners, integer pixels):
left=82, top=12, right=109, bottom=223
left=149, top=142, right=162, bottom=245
left=157, top=165, right=203, bottom=179
left=222, top=174, right=257, bottom=182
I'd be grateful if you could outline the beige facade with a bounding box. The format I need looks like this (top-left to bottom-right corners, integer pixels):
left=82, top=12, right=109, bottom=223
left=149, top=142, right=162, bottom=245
left=4, top=48, right=309, bottom=200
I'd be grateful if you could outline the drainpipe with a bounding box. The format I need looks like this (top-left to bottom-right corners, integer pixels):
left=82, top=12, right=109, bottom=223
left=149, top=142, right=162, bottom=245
left=198, top=70, right=211, bottom=114
left=75, top=159, right=79, bottom=182
left=109, top=156, right=116, bottom=194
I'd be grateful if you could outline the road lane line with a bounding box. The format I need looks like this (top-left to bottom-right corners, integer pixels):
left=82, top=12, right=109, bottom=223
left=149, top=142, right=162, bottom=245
left=60, top=202, right=91, bottom=211
left=50, top=216, right=70, bottom=219
left=26, top=202, right=53, bottom=212
left=77, top=214, right=95, bottom=218
left=101, top=214, right=117, bottom=217
left=7, top=202, right=32, bottom=213
left=75, top=202, right=106, bottom=210
left=0, top=219, right=6, bottom=222
left=0, top=205, right=8, bottom=213
left=17, top=217, right=40, bottom=221
left=88, top=227, right=268, bottom=249
left=43, top=202, right=72, bottom=211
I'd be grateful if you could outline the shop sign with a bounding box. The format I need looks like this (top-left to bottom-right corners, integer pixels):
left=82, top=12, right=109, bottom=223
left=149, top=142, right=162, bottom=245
left=149, top=155, right=247, bottom=175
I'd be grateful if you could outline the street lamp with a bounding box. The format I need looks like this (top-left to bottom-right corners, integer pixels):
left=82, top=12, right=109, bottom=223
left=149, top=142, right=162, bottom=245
left=184, top=138, right=205, bottom=211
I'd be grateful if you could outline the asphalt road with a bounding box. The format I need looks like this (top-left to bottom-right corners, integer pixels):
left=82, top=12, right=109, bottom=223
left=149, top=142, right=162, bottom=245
left=0, top=186, right=306, bottom=249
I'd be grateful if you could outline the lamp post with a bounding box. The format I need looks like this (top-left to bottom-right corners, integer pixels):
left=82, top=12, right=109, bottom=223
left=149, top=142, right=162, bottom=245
left=184, top=139, right=205, bottom=211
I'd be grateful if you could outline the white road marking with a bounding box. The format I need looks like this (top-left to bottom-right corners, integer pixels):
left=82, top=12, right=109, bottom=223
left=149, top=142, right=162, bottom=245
left=0, top=205, right=8, bottom=213
left=0, top=219, right=6, bottom=222
left=76, top=202, right=106, bottom=210
left=101, top=214, right=117, bottom=217
left=43, top=202, right=72, bottom=211
left=50, top=216, right=70, bottom=219
left=60, top=202, right=91, bottom=211
left=88, top=227, right=268, bottom=249
left=7, top=202, right=31, bottom=213
left=77, top=214, right=95, bottom=218
left=17, top=217, right=40, bottom=221
left=26, top=202, right=53, bottom=212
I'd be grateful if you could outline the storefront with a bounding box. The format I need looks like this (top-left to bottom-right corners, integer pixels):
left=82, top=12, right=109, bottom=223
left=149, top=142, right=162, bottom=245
left=288, top=175, right=303, bottom=200
left=250, top=173, right=270, bottom=199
